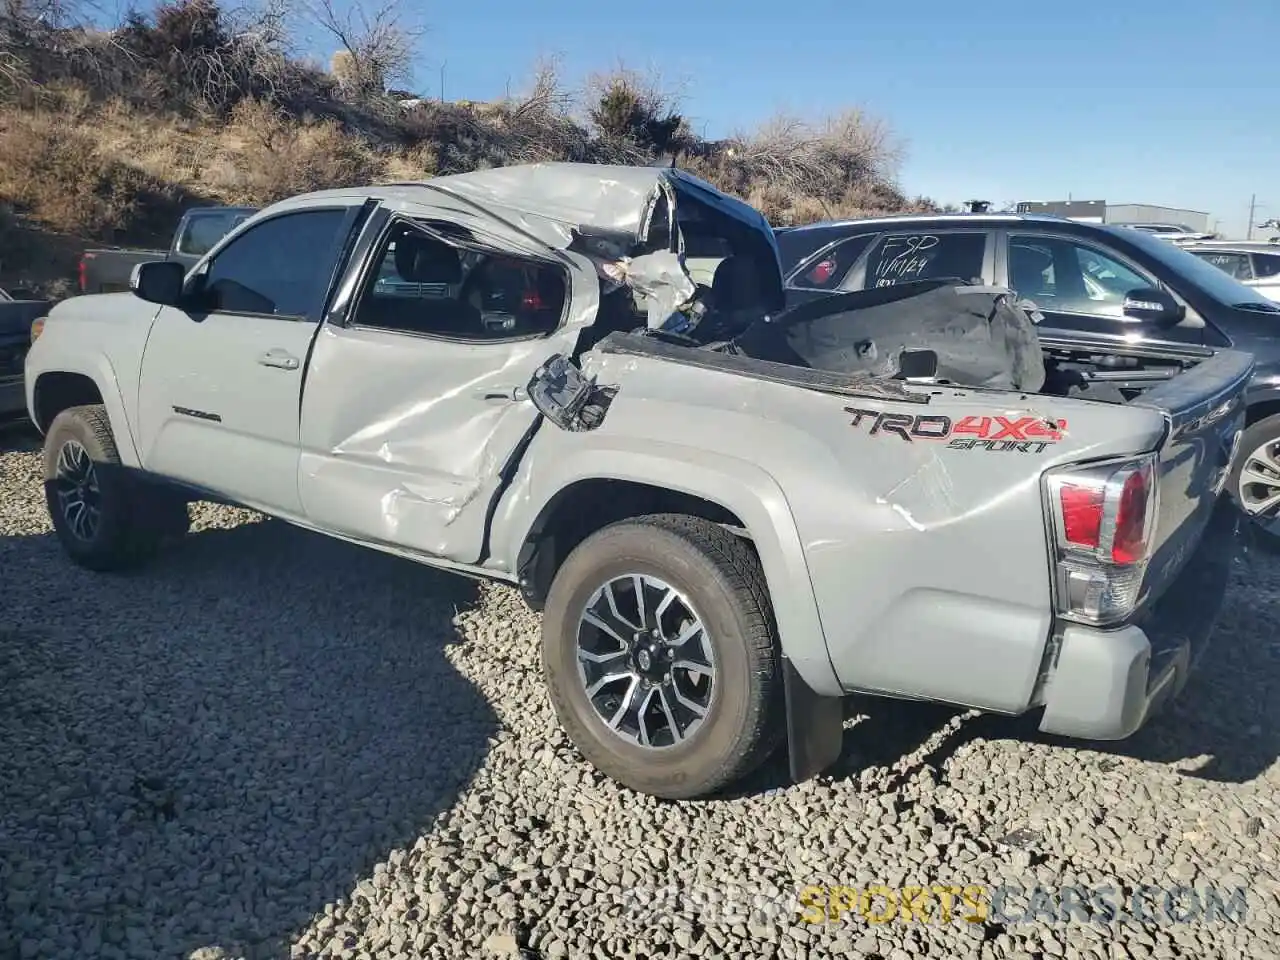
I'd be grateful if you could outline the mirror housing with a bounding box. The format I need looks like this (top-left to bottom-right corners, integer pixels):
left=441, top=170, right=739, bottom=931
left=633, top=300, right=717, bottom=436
left=129, top=261, right=186, bottom=307
left=1122, top=287, right=1184, bottom=326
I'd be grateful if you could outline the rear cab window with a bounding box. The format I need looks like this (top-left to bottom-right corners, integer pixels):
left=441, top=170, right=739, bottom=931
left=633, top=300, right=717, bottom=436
left=850, top=231, right=990, bottom=290
left=177, top=210, right=254, bottom=258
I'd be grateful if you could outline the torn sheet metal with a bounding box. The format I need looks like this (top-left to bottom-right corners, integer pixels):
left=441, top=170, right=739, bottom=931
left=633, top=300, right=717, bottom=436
left=598, top=251, right=699, bottom=331
left=347, top=162, right=778, bottom=341
left=401, top=163, right=770, bottom=253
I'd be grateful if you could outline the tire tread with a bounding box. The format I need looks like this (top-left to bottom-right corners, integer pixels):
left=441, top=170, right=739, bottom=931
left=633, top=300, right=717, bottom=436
left=44, top=404, right=184, bottom=571
left=542, top=512, right=785, bottom=799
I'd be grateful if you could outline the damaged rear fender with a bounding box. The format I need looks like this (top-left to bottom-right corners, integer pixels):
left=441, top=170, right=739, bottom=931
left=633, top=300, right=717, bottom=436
left=490, top=440, right=843, bottom=699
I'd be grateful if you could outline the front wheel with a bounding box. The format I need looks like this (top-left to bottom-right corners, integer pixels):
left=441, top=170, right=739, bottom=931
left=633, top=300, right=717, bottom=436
left=43, top=404, right=188, bottom=571
left=1230, top=414, right=1280, bottom=554
left=541, top=514, right=785, bottom=800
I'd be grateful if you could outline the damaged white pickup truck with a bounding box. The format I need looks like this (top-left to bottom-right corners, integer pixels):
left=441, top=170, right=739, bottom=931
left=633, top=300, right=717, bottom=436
left=25, top=163, right=1251, bottom=799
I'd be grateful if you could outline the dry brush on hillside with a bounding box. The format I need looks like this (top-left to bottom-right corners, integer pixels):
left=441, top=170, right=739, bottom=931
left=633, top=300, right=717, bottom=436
left=0, top=0, right=946, bottom=293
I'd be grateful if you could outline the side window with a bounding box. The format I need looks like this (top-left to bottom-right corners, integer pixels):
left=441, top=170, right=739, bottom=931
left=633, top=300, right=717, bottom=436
left=791, top=234, right=876, bottom=290
left=178, top=212, right=249, bottom=257
left=1008, top=235, right=1155, bottom=318
left=859, top=232, right=987, bottom=289
left=1252, top=253, right=1280, bottom=279
left=1194, top=251, right=1253, bottom=281
left=202, top=209, right=351, bottom=320
left=352, top=221, right=566, bottom=340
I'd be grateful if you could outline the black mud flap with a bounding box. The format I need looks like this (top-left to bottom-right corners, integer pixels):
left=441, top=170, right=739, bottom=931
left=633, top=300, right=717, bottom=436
left=784, top=656, right=845, bottom=782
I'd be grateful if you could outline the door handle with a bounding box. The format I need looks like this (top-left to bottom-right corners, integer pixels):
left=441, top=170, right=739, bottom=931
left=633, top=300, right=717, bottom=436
left=259, top=351, right=300, bottom=370
left=473, top=385, right=527, bottom=403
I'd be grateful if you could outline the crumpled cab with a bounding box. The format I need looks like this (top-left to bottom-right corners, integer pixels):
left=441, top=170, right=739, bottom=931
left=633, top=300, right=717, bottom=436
left=25, top=163, right=1252, bottom=799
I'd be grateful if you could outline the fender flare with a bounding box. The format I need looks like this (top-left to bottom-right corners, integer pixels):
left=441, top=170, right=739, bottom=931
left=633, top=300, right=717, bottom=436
left=29, top=355, right=142, bottom=468
left=502, top=440, right=843, bottom=699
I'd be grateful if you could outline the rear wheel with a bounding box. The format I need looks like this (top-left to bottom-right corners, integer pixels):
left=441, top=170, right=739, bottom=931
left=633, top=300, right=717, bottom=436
left=43, top=404, right=188, bottom=571
left=1230, top=414, right=1280, bottom=554
left=541, top=514, right=784, bottom=800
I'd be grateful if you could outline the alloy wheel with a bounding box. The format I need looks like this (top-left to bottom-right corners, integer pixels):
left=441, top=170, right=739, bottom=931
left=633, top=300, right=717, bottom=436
left=53, top=439, right=102, bottom=542
left=575, top=574, right=716, bottom=749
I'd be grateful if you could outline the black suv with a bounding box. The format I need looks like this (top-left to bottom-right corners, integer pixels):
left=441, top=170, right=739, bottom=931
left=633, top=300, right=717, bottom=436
left=775, top=214, right=1280, bottom=542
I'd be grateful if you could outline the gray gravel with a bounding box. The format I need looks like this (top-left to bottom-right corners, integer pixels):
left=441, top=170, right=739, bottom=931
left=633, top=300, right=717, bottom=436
left=2, top=420, right=1279, bottom=960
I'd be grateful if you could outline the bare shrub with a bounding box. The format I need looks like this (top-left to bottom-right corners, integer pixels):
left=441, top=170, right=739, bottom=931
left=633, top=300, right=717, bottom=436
left=505, top=54, right=573, bottom=123
left=1, top=0, right=87, bottom=27
left=305, top=0, right=424, bottom=100
left=206, top=97, right=385, bottom=203
left=698, top=108, right=905, bottom=223
left=583, top=64, right=692, bottom=159
left=329, top=47, right=357, bottom=91
left=0, top=98, right=188, bottom=239
left=113, top=0, right=307, bottom=112
left=0, top=0, right=934, bottom=290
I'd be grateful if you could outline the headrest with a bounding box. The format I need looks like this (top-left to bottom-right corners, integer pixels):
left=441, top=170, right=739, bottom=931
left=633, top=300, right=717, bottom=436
left=395, top=233, right=462, bottom=284
left=711, top=256, right=760, bottom=312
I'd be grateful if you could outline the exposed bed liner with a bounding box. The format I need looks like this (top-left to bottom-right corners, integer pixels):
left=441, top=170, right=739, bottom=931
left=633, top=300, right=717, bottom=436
left=728, top=278, right=1047, bottom=393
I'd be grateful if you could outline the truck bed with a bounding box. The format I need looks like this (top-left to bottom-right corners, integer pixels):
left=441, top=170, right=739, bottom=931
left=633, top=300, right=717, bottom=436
left=593, top=327, right=1251, bottom=624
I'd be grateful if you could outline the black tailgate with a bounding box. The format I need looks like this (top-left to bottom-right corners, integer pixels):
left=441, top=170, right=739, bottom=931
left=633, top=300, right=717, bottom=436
left=1131, top=347, right=1252, bottom=604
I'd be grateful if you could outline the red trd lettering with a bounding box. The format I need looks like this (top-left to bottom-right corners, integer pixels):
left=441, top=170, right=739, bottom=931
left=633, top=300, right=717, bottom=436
left=953, top=416, right=991, bottom=438
left=989, top=416, right=1035, bottom=441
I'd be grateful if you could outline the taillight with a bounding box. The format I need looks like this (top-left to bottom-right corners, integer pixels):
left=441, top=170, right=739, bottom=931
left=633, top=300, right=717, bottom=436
left=1059, top=484, right=1104, bottom=549
left=1111, top=469, right=1152, bottom=564
left=521, top=289, right=543, bottom=310
left=1045, top=454, right=1159, bottom=625
left=78, top=255, right=87, bottom=292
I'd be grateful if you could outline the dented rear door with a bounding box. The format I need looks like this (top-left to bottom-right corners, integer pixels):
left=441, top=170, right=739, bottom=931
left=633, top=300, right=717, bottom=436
left=296, top=248, right=600, bottom=565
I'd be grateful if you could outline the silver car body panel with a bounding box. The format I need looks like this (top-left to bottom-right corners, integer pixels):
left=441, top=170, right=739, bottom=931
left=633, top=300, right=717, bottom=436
left=24, top=162, right=1248, bottom=716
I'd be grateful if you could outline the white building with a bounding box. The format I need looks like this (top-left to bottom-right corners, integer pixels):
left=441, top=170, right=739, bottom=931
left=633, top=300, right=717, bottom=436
left=1014, top=200, right=1212, bottom=233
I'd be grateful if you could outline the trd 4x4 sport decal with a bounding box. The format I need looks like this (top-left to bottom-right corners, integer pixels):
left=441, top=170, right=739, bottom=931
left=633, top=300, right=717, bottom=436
left=844, top=407, right=1068, bottom=454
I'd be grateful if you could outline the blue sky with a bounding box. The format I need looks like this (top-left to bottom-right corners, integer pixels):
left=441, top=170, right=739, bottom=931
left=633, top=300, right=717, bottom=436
left=403, top=0, right=1277, bottom=237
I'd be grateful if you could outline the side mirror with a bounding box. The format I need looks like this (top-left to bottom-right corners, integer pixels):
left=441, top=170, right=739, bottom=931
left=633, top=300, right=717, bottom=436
left=1122, top=287, right=1184, bottom=326
left=129, top=261, right=185, bottom=307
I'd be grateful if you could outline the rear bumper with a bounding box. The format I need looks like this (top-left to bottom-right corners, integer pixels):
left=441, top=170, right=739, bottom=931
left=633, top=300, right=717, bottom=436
left=1038, top=496, right=1239, bottom=740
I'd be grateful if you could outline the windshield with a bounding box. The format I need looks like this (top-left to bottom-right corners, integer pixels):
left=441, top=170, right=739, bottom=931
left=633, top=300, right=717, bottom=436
left=1112, top=227, right=1280, bottom=310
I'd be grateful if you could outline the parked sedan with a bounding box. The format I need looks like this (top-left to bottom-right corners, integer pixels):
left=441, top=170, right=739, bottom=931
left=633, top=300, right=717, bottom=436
left=774, top=213, right=1280, bottom=544
left=1181, top=242, right=1280, bottom=303
left=1112, top=222, right=1217, bottom=243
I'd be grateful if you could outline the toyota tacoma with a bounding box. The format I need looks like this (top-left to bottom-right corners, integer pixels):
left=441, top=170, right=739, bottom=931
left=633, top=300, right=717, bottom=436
left=25, top=163, right=1250, bottom=799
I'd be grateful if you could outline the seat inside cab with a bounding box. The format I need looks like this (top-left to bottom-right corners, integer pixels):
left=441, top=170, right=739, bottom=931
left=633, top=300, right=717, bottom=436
left=354, top=223, right=567, bottom=339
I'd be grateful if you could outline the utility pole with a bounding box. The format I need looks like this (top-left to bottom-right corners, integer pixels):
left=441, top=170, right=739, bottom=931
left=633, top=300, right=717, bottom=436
left=1248, top=194, right=1257, bottom=240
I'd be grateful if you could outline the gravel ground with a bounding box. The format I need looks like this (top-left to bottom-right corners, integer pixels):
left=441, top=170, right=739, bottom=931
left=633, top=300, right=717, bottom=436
left=2, top=420, right=1279, bottom=960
